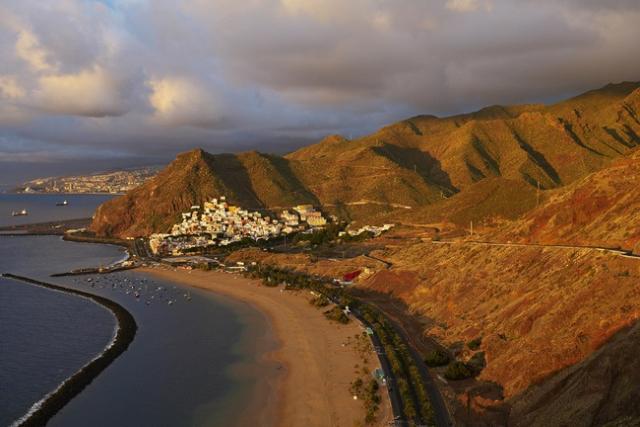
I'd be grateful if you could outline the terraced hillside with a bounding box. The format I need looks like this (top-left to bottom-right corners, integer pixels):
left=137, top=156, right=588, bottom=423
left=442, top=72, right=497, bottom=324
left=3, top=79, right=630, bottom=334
left=91, top=81, right=640, bottom=238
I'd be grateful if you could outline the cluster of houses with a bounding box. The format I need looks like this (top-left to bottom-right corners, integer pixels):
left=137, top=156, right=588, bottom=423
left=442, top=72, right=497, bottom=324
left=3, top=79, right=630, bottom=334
left=340, top=223, right=395, bottom=238
left=149, top=196, right=328, bottom=255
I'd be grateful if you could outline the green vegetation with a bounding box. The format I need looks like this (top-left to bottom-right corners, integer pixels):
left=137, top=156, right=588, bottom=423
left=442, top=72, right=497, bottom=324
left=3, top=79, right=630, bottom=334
left=424, top=349, right=450, bottom=367
left=348, top=333, right=383, bottom=425
left=324, top=306, right=350, bottom=324
left=444, top=361, right=474, bottom=380
left=467, top=337, right=482, bottom=350
left=309, top=294, right=330, bottom=307
left=350, top=377, right=382, bottom=424
left=467, top=351, right=486, bottom=372
left=360, top=305, right=434, bottom=424
left=292, top=222, right=345, bottom=246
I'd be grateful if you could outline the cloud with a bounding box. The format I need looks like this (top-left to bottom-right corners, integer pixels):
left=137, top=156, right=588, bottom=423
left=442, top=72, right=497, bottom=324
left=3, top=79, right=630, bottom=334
left=445, top=0, right=491, bottom=13
left=148, top=76, right=228, bottom=127
left=0, top=0, right=638, bottom=173
left=15, top=29, right=52, bottom=72
left=34, top=66, right=130, bottom=117
left=0, top=75, right=25, bottom=100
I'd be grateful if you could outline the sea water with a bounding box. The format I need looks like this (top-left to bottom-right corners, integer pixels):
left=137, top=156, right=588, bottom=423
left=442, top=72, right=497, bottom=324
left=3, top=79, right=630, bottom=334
left=0, top=196, right=274, bottom=427
left=0, top=193, right=114, bottom=227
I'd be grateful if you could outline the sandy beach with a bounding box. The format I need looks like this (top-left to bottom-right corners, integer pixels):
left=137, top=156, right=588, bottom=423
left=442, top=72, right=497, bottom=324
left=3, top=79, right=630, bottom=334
left=141, top=267, right=390, bottom=427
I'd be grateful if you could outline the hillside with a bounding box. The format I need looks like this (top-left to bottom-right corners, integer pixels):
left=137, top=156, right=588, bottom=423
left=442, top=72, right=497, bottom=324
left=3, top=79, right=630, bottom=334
left=510, top=320, right=640, bottom=426
left=91, top=81, right=640, bottom=238
left=361, top=242, right=640, bottom=402
left=496, top=148, right=640, bottom=253
left=216, top=235, right=640, bottom=426
left=90, top=149, right=319, bottom=237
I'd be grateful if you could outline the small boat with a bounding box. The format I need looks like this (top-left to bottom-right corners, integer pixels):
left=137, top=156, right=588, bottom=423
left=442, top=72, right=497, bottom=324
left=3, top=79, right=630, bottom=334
left=56, top=200, right=68, bottom=206
left=11, top=209, right=28, bottom=216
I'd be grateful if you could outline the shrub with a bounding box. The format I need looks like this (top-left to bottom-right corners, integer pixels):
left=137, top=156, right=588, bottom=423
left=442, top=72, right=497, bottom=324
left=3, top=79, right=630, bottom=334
left=324, top=306, right=349, bottom=324
left=196, top=263, right=212, bottom=271
left=467, top=351, right=486, bottom=372
left=444, top=361, right=474, bottom=380
left=424, top=349, right=450, bottom=367
left=309, top=295, right=330, bottom=307
left=261, top=277, right=279, bottom=287
left=467, top=337, right=482, bottom=351
left=350, top=378, right=364, bottom=396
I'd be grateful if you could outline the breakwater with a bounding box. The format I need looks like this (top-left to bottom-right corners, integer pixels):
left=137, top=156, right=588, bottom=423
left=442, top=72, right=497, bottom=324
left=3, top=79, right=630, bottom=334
left=50, top=265, right=137, bottom=277
left=1, top=273, right=137, bottom=427
left=62, top=233, right=129, bottom=248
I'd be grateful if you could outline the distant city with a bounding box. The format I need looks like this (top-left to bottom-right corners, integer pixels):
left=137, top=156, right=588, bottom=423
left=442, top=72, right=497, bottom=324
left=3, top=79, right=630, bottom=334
left=13, top=167, right=161, bottom=194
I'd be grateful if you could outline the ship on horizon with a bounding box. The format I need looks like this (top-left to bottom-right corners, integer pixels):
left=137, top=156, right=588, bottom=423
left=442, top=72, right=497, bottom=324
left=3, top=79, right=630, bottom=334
left=56, top=200, right=68, bottom=206
left=12, top=209, right=28, bottom=217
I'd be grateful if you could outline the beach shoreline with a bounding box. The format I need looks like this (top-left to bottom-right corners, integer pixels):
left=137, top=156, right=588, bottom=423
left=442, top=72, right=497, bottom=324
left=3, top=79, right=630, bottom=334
left=141, top=266, right=391, bottom=427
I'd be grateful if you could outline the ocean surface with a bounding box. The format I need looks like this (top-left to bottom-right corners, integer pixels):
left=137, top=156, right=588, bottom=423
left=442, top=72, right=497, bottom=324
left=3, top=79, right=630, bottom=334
left=0, top=196, right=276, bottom=427
left=0, top=193, right=114, bottom=227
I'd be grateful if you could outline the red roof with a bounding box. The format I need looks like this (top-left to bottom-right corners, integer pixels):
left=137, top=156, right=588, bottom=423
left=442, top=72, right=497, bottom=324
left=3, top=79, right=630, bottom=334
left=342, top=270, right=362, bottom=282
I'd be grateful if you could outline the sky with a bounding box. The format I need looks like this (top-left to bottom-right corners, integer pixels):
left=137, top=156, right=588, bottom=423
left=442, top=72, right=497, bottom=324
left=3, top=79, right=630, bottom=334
left=0, top=0, right=639, bottom=185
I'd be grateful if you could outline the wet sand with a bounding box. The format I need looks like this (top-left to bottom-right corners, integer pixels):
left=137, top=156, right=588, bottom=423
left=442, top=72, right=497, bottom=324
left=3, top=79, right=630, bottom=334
left=141, top=267, right=390, bottom=427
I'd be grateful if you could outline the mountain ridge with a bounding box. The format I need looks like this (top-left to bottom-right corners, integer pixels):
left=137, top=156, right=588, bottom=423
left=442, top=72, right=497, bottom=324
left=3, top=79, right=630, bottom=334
left=91, top=81, right=640, bottom=238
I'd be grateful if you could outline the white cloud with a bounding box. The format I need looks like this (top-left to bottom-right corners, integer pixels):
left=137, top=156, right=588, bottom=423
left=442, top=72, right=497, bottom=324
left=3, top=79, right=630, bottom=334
left=0, top=75, right=25, bottom=100
left=148, top=76, right=227, bottom=128
left=35, top=67, right=129, bottom=117
left=15, top=29, right=52, bottom=72
left=445, top=0, right=492, bottom=13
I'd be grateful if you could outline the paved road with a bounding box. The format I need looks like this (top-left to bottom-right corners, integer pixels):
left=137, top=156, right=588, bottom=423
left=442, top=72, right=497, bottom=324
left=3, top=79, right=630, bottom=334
left=387, top=316, right=453, bottom=427
left=351, top=300, right=453, bottom=427
left=352, top=308, right=407, bottom=426
left=429, top=239, right=639, bottom=260
left=364, top=253, right=393, bottom=269
left=360, top=295, right=453, bottom=427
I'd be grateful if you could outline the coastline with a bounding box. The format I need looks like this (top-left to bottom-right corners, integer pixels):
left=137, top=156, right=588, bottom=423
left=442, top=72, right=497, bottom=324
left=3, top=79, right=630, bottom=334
left=142, top=267, right=391, bottom=427
left=1, top=273, right=137, bottom=427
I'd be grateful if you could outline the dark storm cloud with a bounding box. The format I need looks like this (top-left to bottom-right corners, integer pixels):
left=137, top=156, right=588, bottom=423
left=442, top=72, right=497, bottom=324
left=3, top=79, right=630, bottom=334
left=0, top=0, right=638, bottom=171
